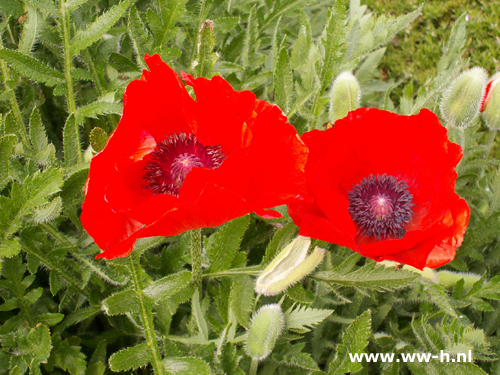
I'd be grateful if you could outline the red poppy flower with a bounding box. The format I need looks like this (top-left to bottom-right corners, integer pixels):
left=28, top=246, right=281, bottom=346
left=81, top=54, right=308, bottom=259
left=287, top=108, right=469, bottom=270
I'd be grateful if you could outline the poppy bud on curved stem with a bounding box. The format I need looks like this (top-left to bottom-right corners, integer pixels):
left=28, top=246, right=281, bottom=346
left=255, top=236, right=325, bottom=296
left=328, top=71, right=361, bottom=127
left=481, top=73, right=500, bottom=130
left=245, top=304, right=284, bottom=361
left=440, top=67, right=488, bottom=128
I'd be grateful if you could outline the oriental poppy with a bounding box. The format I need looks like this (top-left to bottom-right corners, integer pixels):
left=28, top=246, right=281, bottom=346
left=81, top=54, right=308, bottom=259
left=287, top=108, right=469, bottom=270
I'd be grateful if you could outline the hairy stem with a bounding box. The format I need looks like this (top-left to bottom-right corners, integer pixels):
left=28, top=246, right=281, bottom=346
left=249, top=358, right=259, bottom=375
left=129, top=257, right=166, bottom=375
left=60, top=0, right=77, bottom=115
left=190, top=229, right=203, bottom=296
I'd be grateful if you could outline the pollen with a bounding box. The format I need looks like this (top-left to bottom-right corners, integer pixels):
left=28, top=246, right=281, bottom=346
left=143, top=133, right=226, bottom=197
left=347, top=174, right=414, bottom=241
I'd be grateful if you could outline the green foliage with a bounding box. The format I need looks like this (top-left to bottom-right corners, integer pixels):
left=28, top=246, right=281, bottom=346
left=0, top=0, right=499, bottom=374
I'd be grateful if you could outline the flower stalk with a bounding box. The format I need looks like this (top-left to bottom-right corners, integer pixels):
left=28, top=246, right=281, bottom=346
left=191, top=228, right=203, bottom=297
left=129, top=256, right=166, bottom=375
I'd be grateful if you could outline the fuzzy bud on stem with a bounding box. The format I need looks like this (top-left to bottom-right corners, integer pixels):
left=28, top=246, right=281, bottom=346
left=255, top=236, right=325, bottom=296
left=436, top=270, right=482, bottom=290
left=481, top=73, right=500, bottom=130
left=328, top=71, right=361, bottom=127
left=440, top=67, right=488, bottom=128
left=245, top=304, right=284, bottom=361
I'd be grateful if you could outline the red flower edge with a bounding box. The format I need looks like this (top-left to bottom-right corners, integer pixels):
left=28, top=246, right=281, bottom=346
left=287, top=108, right=470, bottom=270
left=81, top=54, right=308, bottom=259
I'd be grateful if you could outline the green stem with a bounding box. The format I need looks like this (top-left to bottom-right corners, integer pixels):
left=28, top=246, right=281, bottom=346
left=190, top=229, right=203, bottom=296
left=129, top=257, right=166, bottom=375
left=249, top=358, right=259, bottom=375
left=485, top=128, right=498, bottom=156
left=0, top=40, right=29, bottom=146
left=202, top=266, right=262, bottom=279
left=60, top=0, right=77, bottom=115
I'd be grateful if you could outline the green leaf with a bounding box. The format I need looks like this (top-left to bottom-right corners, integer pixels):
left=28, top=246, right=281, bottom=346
left=70, top=0, right=129, bottom=55
left=327, top=310, right=371, bottom=375
left=158, top=0, right=186, bottom=30
left=320, top=1, right=347, bottom=92
left=230, top=275, right=254, bottom=328
left=21, top=168, right=63, bottom=214
left=37, top=313, right=64, bottom=326
left=0, top=238, right=21, bottom=258
left=26, top=0, right=60, bottom=16
left=108, top=343, right=152, bottom=372
left=102, top=290, right=142, bottom=315
left=128, top=4, right=154, bottom=68
left=262, top=221, right=298, bottom=265
left=274, top=43, right=294, bottom=114
left=312, top=261, right=419, bottom=291
left=400, top=81, right=413, bottom=115
left=66, top=0, right=90, bottom=13
left=29, top=107, right=48, bottom=153
left=75, top=101, right=123, bottom=124
left=192, top=290, right=209, bottom=340
left=18, top=4, right=41, bottom=54
left=213, top=16, right=240, bottom=33
left=58, top=306, right=101, bottom=330
left=284, top=305, right=333, bottom=333
left=0, top=49, right=64, bottom=86
left=30, top=196, right=62, bottom=224
left=109, top=52, right=140, bottom=72
left=205, top=215, right=250, bottom=273
left=144, top=270, right=192, bottom=302
left=0, top=134, right=16, bottom=190
left=163, top=357, right=210, bottom=375
left=63, top=114, right=82, bottom=167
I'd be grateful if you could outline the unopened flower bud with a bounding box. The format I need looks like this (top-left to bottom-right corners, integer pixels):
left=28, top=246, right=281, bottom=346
left=440, top=67, right=488, bottom=128
left=245, top=304, right=284, bottom=360
left=255, top=236, right=325, bottom=296
left=437, top=270, right=482, bottom=290
left=329, top=71, right=361, bottom=126
left=481, top=73, right=500, bottom=129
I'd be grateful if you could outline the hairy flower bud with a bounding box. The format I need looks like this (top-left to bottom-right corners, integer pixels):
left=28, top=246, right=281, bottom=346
left=437, top=271, right=482, bottom=290
left=481, top=73, right=500, bottom=129
left=329, top=71, right=361, bottom=126
left=245, top=304, right=284, bottom=360
left=440, top=67, right=488, bottom=128
left=255, top=236, right=325, bottom=296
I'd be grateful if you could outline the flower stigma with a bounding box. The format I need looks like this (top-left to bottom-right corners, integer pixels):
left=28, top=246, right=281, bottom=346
left=347, top=174, right=414, bottom=240
left=143, top=132, right=226, bottom=197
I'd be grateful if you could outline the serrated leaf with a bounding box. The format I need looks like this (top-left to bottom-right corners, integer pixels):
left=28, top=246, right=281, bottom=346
left=213, top=16, right=240, bottom=33
left=422, top=282, right=458, bottom=317
left=144, top=270, right=191, bottom=302
left=205, top=215, right=250, bottom=273
left=63, top=114, right=82, bottom=167
left=21, top=168, right=63, bottom=213
left=66, top=0, right=90, bottom=13
left=59, top=306, right=101, bottom=330
left=30, top=196, right=62, bottom=224
left=312, top=261, right=419, bottom=291
left=70, top=0, right=129, bottom=55
left=284, top=305, right=333, bottom=333
left=109, top=52, right=140, bottom=72
left=29, top=108, right=48, bottom=153
left=108, top=343, right=152, bottom=372
left=0, top=238, right=21, bottom=258
left=70, top=68, right=95, bottom=82
left=230, top=275, right=254, bottom=328
left=0, top=49, right=64, bottom=86
left=194, top=20, right=218, bottom=77
left=26, top=0, right=60, bottom=16
left=102, top=290, right=142, bottom=315
left=128, top=4, right=154, bottom=68
left=37, top=313, right=64, bottom=326
left=274, top=43, right=294, bottom=114
left=163, top=357, right=210, bottom=375
left=327, top=311, right=371, bottom=375
left=18, top=4, right=40, bottom=54
left=0, top=134, right=17, bottom=190
left=75, top=101, right=122, bottom=124
left=158, top=0, right=186, bottom=30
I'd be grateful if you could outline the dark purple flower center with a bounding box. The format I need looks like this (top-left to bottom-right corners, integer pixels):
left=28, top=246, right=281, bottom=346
left=143, top=133, right=226, bottom=197
left=347, top=174, right=414, bottom=241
